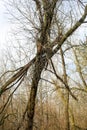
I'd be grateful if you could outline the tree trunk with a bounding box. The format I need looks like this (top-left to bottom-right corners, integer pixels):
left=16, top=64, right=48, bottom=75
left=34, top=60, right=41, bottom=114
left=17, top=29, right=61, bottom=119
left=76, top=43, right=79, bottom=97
left=60, top=48, right=70, bottom=130
left=25, top=56, right=46, bottom=130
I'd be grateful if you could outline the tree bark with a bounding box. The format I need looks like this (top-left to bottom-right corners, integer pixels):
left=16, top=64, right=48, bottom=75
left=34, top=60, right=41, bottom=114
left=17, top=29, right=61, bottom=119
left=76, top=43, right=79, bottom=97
left=25, top=56, right=46, bottom=130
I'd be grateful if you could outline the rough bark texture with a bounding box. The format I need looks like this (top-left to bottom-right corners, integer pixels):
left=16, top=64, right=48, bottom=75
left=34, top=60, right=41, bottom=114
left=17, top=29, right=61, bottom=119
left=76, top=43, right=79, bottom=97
left=25, top=1, right=58, bottom=129
left=25, top=55, right=46, bottom=130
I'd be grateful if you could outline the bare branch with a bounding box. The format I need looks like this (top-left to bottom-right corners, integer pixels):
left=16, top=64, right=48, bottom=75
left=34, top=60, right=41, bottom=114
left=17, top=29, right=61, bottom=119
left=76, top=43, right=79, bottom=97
left=51, top=5, right=87, bottom=53
left=0, top=57, right=36, bottom=96
left=50, top=59, right=77, bottom=100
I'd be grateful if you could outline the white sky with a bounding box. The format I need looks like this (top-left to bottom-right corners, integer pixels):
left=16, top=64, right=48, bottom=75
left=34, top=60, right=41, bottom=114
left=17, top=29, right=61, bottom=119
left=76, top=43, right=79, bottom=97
left=0, top=1, right=10, bottom=55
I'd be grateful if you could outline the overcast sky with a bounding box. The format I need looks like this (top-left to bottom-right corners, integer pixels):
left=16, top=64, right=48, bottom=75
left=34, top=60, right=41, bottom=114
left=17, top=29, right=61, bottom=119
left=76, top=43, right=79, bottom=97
left=0, top=1, right=10, bottom=55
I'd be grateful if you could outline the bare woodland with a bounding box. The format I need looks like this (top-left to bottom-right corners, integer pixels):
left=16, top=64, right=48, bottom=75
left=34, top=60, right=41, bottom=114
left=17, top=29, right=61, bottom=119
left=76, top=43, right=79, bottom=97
left=0, top=0, right=87, bottom=130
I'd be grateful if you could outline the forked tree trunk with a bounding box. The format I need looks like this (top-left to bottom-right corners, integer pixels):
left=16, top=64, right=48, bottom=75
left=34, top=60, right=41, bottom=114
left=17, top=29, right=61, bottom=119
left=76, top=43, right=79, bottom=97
left=25, top=3, right=87, bottom=130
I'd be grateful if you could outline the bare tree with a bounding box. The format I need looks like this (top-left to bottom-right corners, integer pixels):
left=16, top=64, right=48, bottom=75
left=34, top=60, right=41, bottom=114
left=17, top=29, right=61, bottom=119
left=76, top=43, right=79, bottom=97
left=0, top=1, right=87, bottom=130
